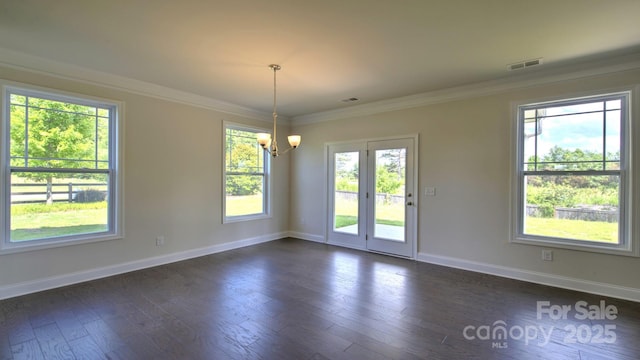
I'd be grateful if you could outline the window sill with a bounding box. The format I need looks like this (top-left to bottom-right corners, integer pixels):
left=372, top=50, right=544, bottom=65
left=223, top=213, right=271, bottom=224
left=0, top=232, right=123, bottom=255
left=511, top=235, right=639, bottom=257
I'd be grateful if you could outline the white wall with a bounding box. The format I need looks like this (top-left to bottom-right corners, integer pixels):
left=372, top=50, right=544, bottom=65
left=0, top=65, right=290, bottom=296
left=290, top=67, right=640, bottom=299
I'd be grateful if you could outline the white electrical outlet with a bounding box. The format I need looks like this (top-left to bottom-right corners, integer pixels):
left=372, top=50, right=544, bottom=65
left=156, top=236, right=165, bottom=246
left=424, top=187, right=436, bottom=196
left=542, top=249, right=553, bottom=261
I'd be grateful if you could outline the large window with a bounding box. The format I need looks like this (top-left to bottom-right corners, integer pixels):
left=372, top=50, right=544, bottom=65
left=1, top=84, right=122, bottom=252
left=512, top=91, right=635, bottom=254
left=224, top=123, right=269, bottom=222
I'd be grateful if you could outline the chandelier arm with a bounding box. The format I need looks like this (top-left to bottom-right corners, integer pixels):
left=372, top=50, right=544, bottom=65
left=278, top=146, right=295, bottom=155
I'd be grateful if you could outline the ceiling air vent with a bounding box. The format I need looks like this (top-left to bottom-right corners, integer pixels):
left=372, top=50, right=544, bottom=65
left=507, top=58, right=543, bottom=71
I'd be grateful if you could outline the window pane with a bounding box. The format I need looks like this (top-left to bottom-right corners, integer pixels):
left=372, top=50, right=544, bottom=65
left=28, top=97, right=96, bottom=116
left=97, top=117, right=110, bottom=168
left=536, top=111, right=605, bottom=171
left=9, top=104, right=26, bottom=167
left=605, top=110, right=621, bottom=162
left=10, top=172, right=109, bottom=242
left=606, top=100, right=621, bottom=110
left=523, top=99, right=627, bottom=173
left=10, top=94, right=26, bottom=105
left=225, top=174, right=264, bottom=216
left=524, top=174, right=619, bottom=244
left=543, top=101, right=603, bottom=116
left=523, top=109, right=536, bottom=121
left=11, top=95, right=107, bottom=169
left=523, top=120, right=538, bottom=170
left=334, top=152, right=359, bottom=234
left=226, top=129, right=263, bottom=173
left=97, top=108, right=110, bottom=117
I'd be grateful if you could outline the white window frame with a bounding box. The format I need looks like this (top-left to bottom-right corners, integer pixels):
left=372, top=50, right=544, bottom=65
left=223, top=121, right=271, bottom=223
left=0, top=82, right=124, bottom=254
left=511, top=88, right=638, bottom=256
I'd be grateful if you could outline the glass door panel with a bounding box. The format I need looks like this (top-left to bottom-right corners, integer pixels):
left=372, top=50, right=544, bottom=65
left=373, top=148, right=406, bottom=242
left=334, top=151, right=359, bottom=234
left=327, top=143, right=367, bottom=250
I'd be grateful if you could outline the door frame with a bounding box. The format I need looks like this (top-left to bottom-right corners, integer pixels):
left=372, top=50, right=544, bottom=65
left=324, top=134, right=419, bottom=259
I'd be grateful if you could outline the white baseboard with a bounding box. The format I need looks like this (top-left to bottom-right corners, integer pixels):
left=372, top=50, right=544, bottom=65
left=0, top=232, right=286, bottom=300
left=417, top=252, right=640, bottom=303
left=288, top=231, right=325, bottom=243
left=5, top=235, right=638, bottom=303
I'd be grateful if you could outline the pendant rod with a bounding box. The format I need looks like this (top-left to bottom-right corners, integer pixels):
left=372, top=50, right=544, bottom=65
left=269, top=64, right=281, bottom=156
left=272, top=64, right=278, bottom=143
left=257, top=64, right=299, bottom=157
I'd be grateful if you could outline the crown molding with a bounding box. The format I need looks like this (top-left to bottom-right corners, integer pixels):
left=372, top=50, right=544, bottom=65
left=0, top=48, right=288, bottom=124
left=293, top=53, right=640, bottom=125
left=2, top=47, right=638, bottom=127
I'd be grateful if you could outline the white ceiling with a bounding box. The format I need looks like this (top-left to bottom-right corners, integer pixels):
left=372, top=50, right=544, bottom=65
left=1, top=0, right=639, bottom=118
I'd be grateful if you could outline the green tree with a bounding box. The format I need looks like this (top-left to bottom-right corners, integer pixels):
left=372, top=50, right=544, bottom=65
left=375, top=149, right=405, bottom=202
left=226, top=130, right=263, bottom=196
left=335, top=152, right=358, bottom=181
left=529, top=146, right=619, bottom=189
left=335, top=152, right=358, bottom=192
left=10, top=96, right=102, bottom=204
left=380, top=149, right=405, bottom=177
left=376, top=166, right=403, bottom=196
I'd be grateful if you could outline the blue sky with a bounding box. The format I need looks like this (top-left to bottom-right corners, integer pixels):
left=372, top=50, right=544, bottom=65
left=524, top=101, right=620, bottom=159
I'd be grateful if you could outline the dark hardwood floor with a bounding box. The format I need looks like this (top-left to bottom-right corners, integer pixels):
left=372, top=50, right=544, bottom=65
left=1, top=238, right=639, bottom=359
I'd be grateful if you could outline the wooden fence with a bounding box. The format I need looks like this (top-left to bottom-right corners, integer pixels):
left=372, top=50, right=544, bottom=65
left=11, top=183, right=107, bottom=204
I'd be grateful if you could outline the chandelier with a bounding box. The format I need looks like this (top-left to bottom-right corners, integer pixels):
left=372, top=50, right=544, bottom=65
left=256, top=64, right=301, bottom=157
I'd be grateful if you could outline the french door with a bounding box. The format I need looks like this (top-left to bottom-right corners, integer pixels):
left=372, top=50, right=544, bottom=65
left=327, top=137, right=416, bottom=258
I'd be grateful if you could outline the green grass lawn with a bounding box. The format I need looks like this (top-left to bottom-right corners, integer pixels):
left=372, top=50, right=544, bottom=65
left=335, top=215, right=404, bottom=228
left=334, top=197, right=616, bottom=243
left=335, top=215, right=358, bottom=228
left=333, top=197, right=404, bottom=229
left=525, top=217, right=618, bottom=243
left=11, top=202, right=108, bottom=242
left=226, top=194, right=263, bottom=217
